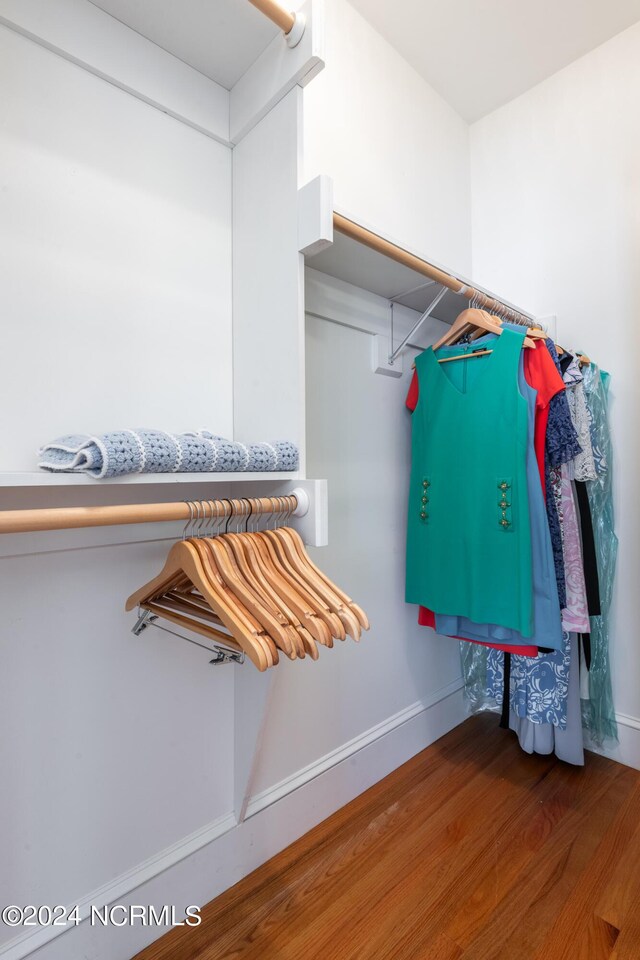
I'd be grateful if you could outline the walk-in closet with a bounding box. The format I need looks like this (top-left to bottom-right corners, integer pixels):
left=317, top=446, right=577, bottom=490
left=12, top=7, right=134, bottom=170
left=1, top=0, right=639, bottom=958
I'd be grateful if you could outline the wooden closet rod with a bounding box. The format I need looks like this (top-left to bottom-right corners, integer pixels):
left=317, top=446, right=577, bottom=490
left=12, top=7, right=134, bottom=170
left=248, top=0, right=296, bottom=34
left=0, top=494, right=301, bottom=536
left=332, top=213, right=535, bottom=327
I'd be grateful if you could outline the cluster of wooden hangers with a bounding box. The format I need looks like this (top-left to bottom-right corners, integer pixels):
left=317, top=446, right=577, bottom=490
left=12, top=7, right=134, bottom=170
left=126, top=497, right=369, bottom=672
left=416, top=293, right=590, bottom=366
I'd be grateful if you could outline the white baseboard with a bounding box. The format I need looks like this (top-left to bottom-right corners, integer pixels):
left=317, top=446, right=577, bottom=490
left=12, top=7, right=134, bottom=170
left=1, top=679, right=465, bottom=960
left=585, top=711, right=640, bottom=770
left=245, top=677, right=464, bottom=818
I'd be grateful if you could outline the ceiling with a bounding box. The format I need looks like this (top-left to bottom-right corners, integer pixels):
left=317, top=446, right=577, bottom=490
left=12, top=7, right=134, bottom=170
left=89, top=0, right=281, bottom=89
left=349, top=0, right=640, bottom=120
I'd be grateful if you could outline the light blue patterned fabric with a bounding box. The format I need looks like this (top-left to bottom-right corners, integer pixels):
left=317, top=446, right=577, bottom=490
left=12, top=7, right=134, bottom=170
left=485, top=630, right=571, bottom=728
left=38, top=430, right=299, bottom=478
left=509, top=633, right=584, bottom=765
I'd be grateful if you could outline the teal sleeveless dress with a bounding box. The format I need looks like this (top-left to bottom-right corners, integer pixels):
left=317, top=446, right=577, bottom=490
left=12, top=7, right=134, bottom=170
left=406, top=328, right=533, bottom=637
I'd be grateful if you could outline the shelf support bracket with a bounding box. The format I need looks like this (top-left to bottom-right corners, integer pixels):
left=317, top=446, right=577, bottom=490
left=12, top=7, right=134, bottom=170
left=388, top=286, right=448, bottom=365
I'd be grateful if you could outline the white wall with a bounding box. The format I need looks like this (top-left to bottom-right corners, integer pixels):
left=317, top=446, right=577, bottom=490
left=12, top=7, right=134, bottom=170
left=303, top=0, right=471, bottom=275
left=0, top=23, right=233, bottom=469
left=470, top=22, right=640, bottom=760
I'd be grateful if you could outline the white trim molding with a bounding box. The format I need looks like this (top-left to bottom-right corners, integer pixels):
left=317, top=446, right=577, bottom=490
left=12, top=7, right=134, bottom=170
left=246, top=677, right=464, bottom=817
left=585, top=712, right=640, bottom=771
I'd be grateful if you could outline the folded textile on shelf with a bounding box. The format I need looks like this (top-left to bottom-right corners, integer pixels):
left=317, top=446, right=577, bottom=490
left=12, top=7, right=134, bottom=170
left=38, top=430, right=299, bottom=478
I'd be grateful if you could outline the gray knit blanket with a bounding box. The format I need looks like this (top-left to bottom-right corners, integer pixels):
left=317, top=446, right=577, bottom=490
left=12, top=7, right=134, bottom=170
left=38, top=431, right=298, bottom=479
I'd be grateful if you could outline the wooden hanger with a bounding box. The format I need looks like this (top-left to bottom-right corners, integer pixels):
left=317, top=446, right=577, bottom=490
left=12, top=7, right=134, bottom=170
left=269, top=523, right=362, bottom=641
left=189, top=501, right=294, bottom=659
left=227, top=532, right=323, bottom=656
left=252, top=530, right=333, bottom=647
left=283, top=526, right=370, bottom=631
left=426, top=308, right=536, bottom=364
left=261, top=525, right=351, bottom=641
left=219, top=533, right=304, bottom=659
left=434, top=309, right=535, bottom=350
left=125, top=539, right=272, bottom=671
left=203, top=500, right=291, bottom=662
left=170, top=539, right=279, bottom=668
left=126, top=499, right=370, bottom=669
left=222, top=497, right=321, bottom=658
left=265, top=528, right=349, bottom=640
left=239, top=521, right=332, bottom=649
left=189, top=535, right=278, bottom=667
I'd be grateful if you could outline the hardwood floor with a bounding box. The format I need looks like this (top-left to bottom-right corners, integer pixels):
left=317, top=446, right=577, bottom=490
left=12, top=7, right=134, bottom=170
left=134, top=716, right=640, bottom=960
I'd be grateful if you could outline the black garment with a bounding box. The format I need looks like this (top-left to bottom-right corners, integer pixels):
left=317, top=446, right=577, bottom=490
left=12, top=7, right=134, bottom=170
left=574, top=480, right=601, bottom=617
left=559, top=352, right=573, bottom=375
left=500, top=653, right=511, bottom=729
left=581, top=633, right=592, bottom=671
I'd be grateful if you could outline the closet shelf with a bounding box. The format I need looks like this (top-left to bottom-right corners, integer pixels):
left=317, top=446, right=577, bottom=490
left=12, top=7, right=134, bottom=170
left=305, top=210, right=532, bottom=325
left=0, top=471, right=301, bottom=488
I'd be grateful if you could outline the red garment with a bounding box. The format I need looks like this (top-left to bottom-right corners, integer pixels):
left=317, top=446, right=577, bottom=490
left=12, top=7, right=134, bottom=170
left=417, top=603, right=538, bottom=656
left=522, top=340, right=565, bottom=497
left=405, top=369, right=419, bottom=411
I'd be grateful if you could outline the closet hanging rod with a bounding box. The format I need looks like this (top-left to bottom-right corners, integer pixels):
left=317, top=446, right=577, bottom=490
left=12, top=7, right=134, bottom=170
left=0, top=492, right=309, bottom=536
left=248, top=0, right=305, bottom=46
left=332, top=213, right=535, bottom=327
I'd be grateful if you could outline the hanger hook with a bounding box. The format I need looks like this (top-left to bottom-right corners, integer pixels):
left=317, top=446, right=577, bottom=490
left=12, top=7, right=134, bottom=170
left=243, top=498, right=251, bottom=533
left=253, top=497, right=262, bottom=533
left=218, top=499, right=229, bottom=534
left=243, top=497, right=252, bottom=533
left=205, top=499, right=215, bottom=537
left=182, top=500, right=195, bottom=540
left=285, top=494, right=295, bottom=524
left=194, top=500, right=204, bottom=538
left=195, top=500, right=207, bottom=538
left=235, top=499, right=244, bottom=534
left=233, top=499, right=243, bottom=534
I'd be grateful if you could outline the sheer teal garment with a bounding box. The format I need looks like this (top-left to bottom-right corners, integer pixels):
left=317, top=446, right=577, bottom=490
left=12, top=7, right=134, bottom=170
left=581, top=365, right=618, bottom=744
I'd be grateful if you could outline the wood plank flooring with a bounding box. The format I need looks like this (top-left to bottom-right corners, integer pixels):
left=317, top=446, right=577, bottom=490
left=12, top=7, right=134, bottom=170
left=134, top=716, right=640, bottom=960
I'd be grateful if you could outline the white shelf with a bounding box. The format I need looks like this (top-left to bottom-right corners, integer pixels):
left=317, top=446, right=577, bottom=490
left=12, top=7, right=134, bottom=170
left=305, top=210, right=534, bottom=324
left=0, top=471, right=301, bottom=488
left=305, top=228, right=463, bottom=322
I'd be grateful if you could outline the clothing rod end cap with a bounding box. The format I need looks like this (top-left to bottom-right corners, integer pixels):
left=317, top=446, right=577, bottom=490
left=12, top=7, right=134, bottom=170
left=291, top=487, right=310, bottom=517
left=286, top=11, right=305, bottom=47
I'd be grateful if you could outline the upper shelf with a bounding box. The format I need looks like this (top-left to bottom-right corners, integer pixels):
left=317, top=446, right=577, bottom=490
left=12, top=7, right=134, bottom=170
left=88, top=0, right=280, bottom=91
left=0, top=471, right=300, bottom=488
left=301, top=199, right=535, bottom=326
left=305, top=230, right=472, bottom=324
